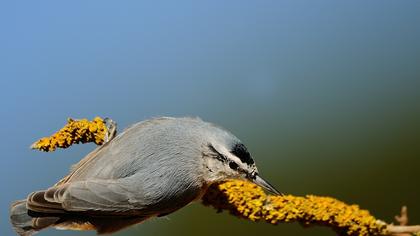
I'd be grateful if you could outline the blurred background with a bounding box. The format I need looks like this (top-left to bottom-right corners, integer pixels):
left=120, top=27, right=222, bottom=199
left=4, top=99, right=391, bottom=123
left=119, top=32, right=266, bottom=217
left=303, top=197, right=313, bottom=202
left=1, top=1, right=419, bottom=235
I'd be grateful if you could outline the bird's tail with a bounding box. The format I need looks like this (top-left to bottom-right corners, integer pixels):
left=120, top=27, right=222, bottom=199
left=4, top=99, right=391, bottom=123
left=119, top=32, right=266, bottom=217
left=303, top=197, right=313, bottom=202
left=10, top=198, right=148, bottom=235
left=10, top=200, right=59, bottom=236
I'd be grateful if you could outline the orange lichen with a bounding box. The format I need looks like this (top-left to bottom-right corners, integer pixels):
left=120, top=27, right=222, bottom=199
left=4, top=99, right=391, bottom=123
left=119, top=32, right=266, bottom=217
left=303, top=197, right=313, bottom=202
left=31, top=117, right=107, bottom=152
left=202, top=180, right=388, bottom=236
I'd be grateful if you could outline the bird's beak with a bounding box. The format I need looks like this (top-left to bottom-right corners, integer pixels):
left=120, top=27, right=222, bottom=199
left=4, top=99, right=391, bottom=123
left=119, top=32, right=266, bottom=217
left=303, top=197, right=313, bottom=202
left=252, top=174, right=282, bottom=195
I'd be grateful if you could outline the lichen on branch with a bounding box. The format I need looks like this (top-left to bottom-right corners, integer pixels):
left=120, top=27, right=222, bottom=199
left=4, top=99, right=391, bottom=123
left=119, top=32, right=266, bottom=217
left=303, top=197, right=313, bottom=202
left=29, top=116, right=420, bottom=235
left=202, top=180, right=387, bottom=236
left=31, top=117, right=107, bottom=152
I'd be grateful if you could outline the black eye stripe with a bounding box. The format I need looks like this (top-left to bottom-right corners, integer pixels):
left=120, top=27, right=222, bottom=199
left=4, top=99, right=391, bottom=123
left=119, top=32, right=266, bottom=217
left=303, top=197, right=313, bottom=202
left=207, top=144, right=228, bottom=163
left=231, top=143, right=254, bottom=165
left=229, top=161, right=239, bottom=170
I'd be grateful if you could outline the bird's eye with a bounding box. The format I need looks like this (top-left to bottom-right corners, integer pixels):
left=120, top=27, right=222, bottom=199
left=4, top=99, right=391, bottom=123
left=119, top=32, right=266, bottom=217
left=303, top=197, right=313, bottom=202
left=229, top=161, right=239, bottom=170
left=231, top=143, right=254, bottom=165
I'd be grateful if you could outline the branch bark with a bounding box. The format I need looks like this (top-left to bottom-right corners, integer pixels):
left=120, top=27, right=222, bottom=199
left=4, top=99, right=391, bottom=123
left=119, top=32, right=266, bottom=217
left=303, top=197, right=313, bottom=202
left=31, top=116, right=420, bottom=236
left=387, top=206, right=420, bottom=236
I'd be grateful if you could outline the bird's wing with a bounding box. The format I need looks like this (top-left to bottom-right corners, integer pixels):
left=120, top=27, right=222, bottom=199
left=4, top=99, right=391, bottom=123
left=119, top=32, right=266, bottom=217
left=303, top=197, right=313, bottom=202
left=20, top=178, right=154, bottom=234
left=27, top=178, right=147, bottom=215
left=56, top=117, right=176, bottom=185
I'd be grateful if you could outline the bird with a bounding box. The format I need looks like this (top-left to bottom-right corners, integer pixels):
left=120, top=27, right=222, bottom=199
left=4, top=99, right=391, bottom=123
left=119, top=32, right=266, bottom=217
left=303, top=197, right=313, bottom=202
left=10, top=117, right=280, bottom=235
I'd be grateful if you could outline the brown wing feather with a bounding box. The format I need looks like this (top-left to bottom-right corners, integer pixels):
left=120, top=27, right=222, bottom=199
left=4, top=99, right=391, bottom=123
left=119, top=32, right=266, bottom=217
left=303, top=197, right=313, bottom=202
left=27, top=191, right=64, bottom=213
left=27, top=178, right=148, bottom=214
left=17, top=182, right=150, bottom=235
left=54, top=216, right=147, bottom=234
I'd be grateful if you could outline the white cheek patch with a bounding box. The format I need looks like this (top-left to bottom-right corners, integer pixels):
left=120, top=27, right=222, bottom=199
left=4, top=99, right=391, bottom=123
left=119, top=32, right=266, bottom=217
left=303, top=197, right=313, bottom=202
left=225, top=152, right=242, bottom=165
left=223, top=151, right=252, bottom=173
left=209, top=142, right=253, bottom=174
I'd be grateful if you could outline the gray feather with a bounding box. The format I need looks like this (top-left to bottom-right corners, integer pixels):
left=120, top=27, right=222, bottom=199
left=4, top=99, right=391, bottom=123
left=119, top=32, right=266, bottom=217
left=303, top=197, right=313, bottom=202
left=10, top=117, right=252, bottom=235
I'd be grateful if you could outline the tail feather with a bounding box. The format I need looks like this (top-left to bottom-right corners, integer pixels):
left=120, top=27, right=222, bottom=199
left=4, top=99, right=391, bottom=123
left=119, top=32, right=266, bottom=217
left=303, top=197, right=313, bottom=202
left=10, top=200, right=34, bottom=236
left=10, top=200, right=59, bottom=236
left=10, top=199, right=148, bottom=235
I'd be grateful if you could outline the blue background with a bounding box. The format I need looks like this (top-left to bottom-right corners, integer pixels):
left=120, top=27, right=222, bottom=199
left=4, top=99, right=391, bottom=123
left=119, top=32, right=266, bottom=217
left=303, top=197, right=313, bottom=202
left=1, top=1, right=419, bottom=235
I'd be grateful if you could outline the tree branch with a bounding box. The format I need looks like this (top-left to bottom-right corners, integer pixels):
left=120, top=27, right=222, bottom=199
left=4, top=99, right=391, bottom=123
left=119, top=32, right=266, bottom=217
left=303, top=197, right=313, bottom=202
left=31, top=117, right=420, bottom=236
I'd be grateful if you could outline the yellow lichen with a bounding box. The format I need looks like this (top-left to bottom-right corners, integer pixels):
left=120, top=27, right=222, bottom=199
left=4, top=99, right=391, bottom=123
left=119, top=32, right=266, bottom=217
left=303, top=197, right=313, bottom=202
left=31, top=117, right=107, bottom=152
left=202, top=180, right=388, bottom=236
left=30, top=117, right=401, bottom=235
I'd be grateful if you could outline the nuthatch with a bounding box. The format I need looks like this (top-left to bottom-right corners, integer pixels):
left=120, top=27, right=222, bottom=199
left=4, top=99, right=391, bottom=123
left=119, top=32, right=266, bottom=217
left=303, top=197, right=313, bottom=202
left=10, top=117, right=280, bottom=235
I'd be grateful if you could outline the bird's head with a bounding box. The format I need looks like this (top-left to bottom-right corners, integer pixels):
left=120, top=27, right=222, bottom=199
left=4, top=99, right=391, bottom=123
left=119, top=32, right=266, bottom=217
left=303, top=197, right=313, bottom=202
left=202, top=126, right=281, bottom=195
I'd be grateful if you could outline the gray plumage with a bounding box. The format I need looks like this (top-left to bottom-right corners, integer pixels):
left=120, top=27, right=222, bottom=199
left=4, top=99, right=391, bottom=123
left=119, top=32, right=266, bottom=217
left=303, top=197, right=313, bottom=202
left=10, top=117, right=280, bottom=235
